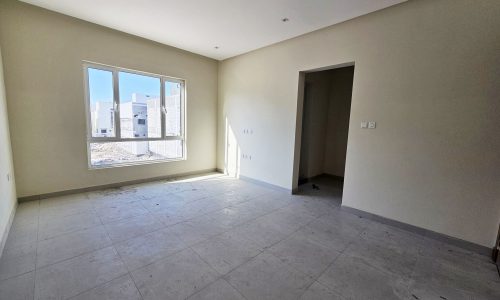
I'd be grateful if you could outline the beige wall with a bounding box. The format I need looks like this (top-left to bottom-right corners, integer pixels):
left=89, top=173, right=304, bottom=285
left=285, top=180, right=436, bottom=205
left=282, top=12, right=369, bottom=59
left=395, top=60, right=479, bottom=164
left=218, top=0, right=500, bottom=247
left=0, top=46, right=17, bottom=252
left=0, top=0, right=218, bottom=197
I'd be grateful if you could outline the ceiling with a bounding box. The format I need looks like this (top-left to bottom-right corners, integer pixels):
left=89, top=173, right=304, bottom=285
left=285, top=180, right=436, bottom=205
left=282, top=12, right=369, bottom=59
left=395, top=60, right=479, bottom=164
left=20, top=0, right=407, bottom=60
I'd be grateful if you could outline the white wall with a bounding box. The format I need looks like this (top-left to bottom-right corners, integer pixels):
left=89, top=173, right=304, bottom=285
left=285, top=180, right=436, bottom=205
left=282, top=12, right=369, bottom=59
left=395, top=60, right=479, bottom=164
left=0, top=46, right=17, bottom=253
left=0, top=0, right=218, bottom=197
left=218, top=0, right=500, bottom=247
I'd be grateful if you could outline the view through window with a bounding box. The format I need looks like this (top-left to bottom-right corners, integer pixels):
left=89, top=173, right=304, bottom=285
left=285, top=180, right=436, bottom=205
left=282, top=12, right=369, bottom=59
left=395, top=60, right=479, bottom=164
left=85, top=63, right=185, bottom=167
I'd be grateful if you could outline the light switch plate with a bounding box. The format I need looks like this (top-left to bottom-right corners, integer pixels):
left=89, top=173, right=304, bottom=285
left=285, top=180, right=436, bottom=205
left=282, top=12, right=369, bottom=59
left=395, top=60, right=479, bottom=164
left=368, top=121, right=376, bottom=129
left=361, top=122, right=368, bottom=128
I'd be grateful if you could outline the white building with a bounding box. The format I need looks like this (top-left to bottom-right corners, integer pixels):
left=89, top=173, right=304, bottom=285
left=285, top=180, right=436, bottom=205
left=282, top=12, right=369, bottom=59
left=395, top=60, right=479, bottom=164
left=92, top=92, right=182, bottom=156
left=90, top=101, right=114, bottom=137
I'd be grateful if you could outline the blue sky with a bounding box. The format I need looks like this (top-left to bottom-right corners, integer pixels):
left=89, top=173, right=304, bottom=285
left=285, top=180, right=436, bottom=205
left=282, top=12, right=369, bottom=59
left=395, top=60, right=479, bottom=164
left=88, top=68, right=178, bottom=104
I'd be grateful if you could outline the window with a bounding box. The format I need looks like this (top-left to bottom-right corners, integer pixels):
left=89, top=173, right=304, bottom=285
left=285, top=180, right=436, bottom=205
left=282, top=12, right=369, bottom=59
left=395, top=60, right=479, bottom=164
left=84, top=62, right=185, bottom=168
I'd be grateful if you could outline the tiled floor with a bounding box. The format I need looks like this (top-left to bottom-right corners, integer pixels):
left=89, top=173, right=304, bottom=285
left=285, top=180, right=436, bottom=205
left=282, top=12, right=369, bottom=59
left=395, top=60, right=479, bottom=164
left=0, top=174, right=499, bottom=299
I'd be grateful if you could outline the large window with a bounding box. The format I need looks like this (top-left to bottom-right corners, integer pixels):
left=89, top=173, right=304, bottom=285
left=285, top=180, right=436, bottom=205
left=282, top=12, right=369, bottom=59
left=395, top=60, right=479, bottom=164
left=84, top=62, right=185, bottom=168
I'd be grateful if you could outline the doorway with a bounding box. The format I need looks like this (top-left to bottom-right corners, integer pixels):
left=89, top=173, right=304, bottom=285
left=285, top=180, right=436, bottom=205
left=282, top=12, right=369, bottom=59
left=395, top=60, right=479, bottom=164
left=292, top=64, right=354, bottom=202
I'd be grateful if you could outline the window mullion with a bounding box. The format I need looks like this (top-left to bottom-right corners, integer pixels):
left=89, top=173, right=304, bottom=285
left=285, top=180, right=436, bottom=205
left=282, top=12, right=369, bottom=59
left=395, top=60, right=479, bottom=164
left=113, top=70, right=121, bottom=140
left=160, top=77, right=166, bottom=139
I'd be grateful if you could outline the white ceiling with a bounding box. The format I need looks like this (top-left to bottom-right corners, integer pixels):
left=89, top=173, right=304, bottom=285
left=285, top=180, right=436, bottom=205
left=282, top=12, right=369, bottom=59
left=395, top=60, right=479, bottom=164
left=20, top=0, right=406, bottom=60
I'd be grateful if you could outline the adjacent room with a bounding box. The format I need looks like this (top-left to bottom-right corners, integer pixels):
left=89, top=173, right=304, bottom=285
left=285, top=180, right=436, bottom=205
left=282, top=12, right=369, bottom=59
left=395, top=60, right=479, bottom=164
left=0, top=0, right=499, bottom=299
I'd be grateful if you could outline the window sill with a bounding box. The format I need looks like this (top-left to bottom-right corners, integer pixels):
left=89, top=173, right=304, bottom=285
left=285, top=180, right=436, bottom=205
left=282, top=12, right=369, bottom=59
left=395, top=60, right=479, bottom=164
left=88, top=157, right=186, bottom=170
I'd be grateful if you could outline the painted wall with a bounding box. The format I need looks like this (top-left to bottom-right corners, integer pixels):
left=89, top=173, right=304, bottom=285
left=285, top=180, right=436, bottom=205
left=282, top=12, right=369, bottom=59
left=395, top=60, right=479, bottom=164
left=0, top=46, right=17, bottom=253
left=324, top=67, right=354, bottom=177
left=218, top=0, right=500, bottom=247
left=0, top=0, right=218, bottom=197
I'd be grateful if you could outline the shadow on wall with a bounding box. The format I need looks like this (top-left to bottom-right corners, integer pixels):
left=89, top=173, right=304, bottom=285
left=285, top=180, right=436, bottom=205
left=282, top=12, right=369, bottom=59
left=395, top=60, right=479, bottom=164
left=224, top=116, right=241, bottom=177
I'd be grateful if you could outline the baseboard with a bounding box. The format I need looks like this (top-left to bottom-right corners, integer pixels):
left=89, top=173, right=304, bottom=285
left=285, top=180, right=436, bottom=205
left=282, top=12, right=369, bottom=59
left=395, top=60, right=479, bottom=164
left=0, top=202, right=17, bottom=259
left=18, top=168, right=220, bottom=202
left=239, top=175, right=291, bottom=194
left=341, top=205, right=491, bottom=256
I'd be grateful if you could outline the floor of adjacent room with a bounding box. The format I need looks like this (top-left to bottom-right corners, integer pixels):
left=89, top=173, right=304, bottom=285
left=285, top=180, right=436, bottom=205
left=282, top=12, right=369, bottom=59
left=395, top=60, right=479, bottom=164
left=0, top=173, right=498, bottom=300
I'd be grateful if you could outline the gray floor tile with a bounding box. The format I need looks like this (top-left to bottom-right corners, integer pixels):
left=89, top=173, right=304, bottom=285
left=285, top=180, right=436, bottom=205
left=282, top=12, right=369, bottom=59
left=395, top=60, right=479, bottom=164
left=258, top=208, right=315, bottom=235
left=300, top=281, right=344, bottom=300
left=182, top=197, right=229, bottom=218
left=197, top=206, right=261, bottom=230
left=3, top=175, right=499, bottom=300
left=34, top=247, right=128, bottom=300
left=11, top=201, right=39, bottom=228
left=284, top=197, right=338, bottom=218
left=225, top=252, right=314, bottom=300
left=189, top=279, right=245, bottom=300
left=162, top=182, right=196, bottom=194
left=268, top=232, right=341, bottom=278
left=173, top=188, right=211, bottom=202
left=317, top=254, right=410, bottom=300
left=206, top=192, right=248, bottom=207
left=140, top=193, right=186, bottom=213
left=297, top=214, right=363, bottom=252
left=38, top=211, right=101, bottom=240
left=150, top=209, right=192, bottom=227
left=226, top=219, right=289, bottom=249
left=168, top=219, right=227, bottom=246
left=104, top=212, right=164, bottom=243
left=4, top=221, right=38, bottom=250
left=192, top=232, right=262, bottom=275
left=71, top=274, right=142, bottom=300
left=38, top=194, right=92, bottom=222
left=131, top=248, right=219, bottom=300
left=95, top=201, right=149, bottom=224
left=344, top=236, right=419, bottom=279
left=410, top=255, right=500, bottom=299
left=114, top=226, right=187, bottom=270
left=0, top=271, right=35, bottom=300
left=36, top=226, right=112, bottom=268
left=0, top=242, right=36, bottom=281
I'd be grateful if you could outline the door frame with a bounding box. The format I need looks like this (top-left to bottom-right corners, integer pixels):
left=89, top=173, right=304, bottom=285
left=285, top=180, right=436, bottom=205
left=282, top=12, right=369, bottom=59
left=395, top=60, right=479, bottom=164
left=291, top=62, right=355, bottom=192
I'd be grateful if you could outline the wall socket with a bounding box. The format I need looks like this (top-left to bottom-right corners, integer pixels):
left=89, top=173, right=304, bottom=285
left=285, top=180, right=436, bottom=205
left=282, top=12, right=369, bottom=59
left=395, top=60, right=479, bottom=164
left=361, top=121, right=376, bottom=129
left=242, top=154, right=252, bottom=160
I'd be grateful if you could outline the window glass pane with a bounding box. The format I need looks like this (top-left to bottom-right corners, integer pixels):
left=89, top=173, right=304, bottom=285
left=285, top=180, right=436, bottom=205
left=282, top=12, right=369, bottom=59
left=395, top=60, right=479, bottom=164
left=118, top=72, right=161, bottom=138
left=165, top=80, right=182, bottom=136
left=90, top=140, right=183, bottom=167
left=88, top=68, right=115, bottom=137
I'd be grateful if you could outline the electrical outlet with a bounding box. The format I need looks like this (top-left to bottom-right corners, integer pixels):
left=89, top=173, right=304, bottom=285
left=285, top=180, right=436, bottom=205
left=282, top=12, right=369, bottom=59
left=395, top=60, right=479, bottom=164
left=368, top=121, right=376, bottom=129
left=361, top=122, right=368, bottom=128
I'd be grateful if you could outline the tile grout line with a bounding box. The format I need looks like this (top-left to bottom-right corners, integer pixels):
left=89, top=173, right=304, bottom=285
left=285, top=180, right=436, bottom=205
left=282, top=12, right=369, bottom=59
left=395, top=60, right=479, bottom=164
left=64, top=193, right=145, bottom=300
left=19, top=180, right=310, bottom=298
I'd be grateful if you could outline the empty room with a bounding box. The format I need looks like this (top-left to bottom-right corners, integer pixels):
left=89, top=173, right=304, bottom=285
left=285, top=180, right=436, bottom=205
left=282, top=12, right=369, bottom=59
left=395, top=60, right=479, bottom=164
left=0, top=0, right=499, bottom=299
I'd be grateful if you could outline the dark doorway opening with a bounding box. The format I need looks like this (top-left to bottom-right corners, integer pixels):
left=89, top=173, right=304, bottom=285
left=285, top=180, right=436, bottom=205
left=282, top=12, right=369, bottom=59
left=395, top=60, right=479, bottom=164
left=296, top=65, right=354, bottom=202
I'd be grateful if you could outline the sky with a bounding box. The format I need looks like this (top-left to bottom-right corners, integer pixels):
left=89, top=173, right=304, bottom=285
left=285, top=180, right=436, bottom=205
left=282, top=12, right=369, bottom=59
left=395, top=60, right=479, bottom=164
left=88, top=68, right=179, bottom=104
